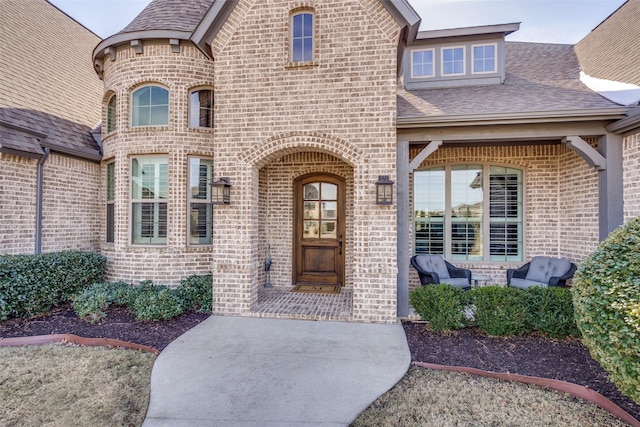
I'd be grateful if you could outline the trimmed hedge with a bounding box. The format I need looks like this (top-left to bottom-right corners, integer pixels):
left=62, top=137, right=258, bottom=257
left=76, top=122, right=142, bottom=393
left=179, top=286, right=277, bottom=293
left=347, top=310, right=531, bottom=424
left=409, top=283, right=580, bottom=339
left=0, top=251, right=106, bottom=320
left=573, top=216, right=640, bottom=404
left=72, top=275, right=213, bottom=323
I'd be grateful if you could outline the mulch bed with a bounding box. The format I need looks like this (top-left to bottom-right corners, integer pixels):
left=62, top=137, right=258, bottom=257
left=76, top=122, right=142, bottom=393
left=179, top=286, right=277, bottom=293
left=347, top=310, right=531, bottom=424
left=1, top=306, right=638, bottom=422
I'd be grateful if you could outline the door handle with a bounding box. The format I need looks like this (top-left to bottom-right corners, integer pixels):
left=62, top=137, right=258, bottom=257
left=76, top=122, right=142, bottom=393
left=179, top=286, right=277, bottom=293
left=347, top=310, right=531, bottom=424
left=338, top=234, right=343, bottom=255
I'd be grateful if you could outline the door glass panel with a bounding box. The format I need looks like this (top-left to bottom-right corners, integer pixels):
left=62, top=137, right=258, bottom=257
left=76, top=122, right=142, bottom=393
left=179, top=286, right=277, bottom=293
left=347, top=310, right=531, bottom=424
left=321, top=201, right=337, bottom=219
left=321, top=183, right=337, bottom=200
left=304, top=201, right=319, bottom=219
left=321, top=221, right=337, bottom=238
left=304, top=183, right=320, bottom=200
left=304, top=221, right=319, bottom=238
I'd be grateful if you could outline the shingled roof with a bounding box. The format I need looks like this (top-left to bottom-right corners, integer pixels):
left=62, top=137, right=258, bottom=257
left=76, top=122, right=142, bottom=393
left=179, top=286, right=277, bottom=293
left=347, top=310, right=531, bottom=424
left=118, top=0, right=214, bottom=34
left=398, top=42, right=623, bottom=122
left=0, top=0, right=103, bottom=159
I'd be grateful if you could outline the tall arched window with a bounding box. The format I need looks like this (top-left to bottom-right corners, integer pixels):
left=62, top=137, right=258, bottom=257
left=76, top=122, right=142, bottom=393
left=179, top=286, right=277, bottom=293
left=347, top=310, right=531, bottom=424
left=291, top=11, right=314, bottom=62
left=106, top=95, right=116, bottom=133
left=414, top=164, right=523, bottom=261
left=131, top=85, right=169, bottom=127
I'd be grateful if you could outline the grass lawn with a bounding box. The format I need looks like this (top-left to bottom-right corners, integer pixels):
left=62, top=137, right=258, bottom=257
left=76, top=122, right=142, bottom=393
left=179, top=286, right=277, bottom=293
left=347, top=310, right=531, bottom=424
left=0, top=344, right=155, bottom=427
left=0, top=346, right=630, bottom=426
left=353, top=366, right=629, bottom=427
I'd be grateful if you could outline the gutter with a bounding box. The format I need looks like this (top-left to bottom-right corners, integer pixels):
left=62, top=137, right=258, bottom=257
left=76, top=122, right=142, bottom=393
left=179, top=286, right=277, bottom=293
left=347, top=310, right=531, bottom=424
left=35, top=147, right=50, bottom=254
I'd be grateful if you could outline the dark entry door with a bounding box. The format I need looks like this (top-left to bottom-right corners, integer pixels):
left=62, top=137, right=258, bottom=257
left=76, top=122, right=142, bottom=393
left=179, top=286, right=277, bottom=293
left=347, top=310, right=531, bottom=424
left=294, top=173, right=345, bottom=286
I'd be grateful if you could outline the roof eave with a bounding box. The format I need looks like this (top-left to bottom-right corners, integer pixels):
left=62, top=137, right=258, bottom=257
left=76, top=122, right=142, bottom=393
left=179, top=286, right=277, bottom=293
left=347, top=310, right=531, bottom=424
left=93, top=30, right=193, bottom=62
left=606, top=105, right=640, bottom=134
left=191, top=0, right=239, bottom=60
left=397, top=108, right=630, bottom=128
left=380, top=0, right=421, bottom=43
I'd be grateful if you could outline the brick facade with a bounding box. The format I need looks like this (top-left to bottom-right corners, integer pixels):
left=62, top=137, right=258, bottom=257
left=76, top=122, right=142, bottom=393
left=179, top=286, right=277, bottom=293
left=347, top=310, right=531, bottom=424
left=623, top=132, right=640, bottom=220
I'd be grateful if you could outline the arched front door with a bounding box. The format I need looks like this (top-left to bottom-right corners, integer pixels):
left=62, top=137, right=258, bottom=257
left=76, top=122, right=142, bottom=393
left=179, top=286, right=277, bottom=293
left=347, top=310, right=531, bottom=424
left=293, top=173, right=345, bottom=286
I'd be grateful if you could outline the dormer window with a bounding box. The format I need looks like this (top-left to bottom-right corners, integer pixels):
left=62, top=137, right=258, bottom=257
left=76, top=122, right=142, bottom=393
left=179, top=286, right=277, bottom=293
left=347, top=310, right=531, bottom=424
left=131, top=85, right=169, bottom=127
left=291, top=12, right=314, bottom=62
left=412, top=49, right=434, bottom=78
left=473, top=44, right=497, bottom=73
left=442, top=47, right=465, bottom=75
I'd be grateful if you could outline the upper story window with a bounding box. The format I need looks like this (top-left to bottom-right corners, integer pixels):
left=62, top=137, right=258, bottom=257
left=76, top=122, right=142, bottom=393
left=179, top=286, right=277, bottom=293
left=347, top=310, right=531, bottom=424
left=106, top=95, right=116, bottom=133
left=131, top=156, right=168, bottom=245
left=189, top=89, right=214, bottom=128
left=291, top=12, right=314, bottom=62
left=412, top=49, right=434, bottom=78
left=414, top=164, right=523, bottom=262
left=473, top=44, right=496, bottom=73
left=442, top=47, right=465, bottom=75
left=131, top=85, right=169, bottom=127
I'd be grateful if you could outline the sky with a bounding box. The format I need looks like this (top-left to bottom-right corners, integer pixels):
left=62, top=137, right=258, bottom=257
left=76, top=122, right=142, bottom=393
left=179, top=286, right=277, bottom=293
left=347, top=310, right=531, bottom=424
left=49, top=0, right=626, bottom=44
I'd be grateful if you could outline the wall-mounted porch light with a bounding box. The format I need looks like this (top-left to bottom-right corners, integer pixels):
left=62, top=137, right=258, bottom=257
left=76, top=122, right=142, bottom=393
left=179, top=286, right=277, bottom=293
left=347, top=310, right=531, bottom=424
left=211, top=177, right=232, bottom=205
left=375, top=175, right=394, bottom=205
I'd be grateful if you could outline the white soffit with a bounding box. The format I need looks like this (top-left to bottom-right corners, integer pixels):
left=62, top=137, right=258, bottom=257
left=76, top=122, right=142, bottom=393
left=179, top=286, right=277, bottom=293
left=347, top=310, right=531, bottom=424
left=580, top=71, right=640, bottom=106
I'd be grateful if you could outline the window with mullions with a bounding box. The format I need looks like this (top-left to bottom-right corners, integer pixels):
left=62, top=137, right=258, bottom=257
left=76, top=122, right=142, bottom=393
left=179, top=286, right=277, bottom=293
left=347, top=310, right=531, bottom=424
left=131, top=156, right=168, bottom=244
left=291, top=12, right=313, bottom=62
left=414, top=165, right=523, bottom=261
left=472, top=44, right=496, bottom=73
left=188, top=157, right=213, bottom=245
left=442, top=47, right=465, bottom=75
left=131, top=85, right=169, bottom=127
left=106, top=162, right=115, bottom=243
left=189, top=89, right=214, bottom=128
left=412, top=49, right=434, bottom=78
left=107, top=95, right=116, bottom=133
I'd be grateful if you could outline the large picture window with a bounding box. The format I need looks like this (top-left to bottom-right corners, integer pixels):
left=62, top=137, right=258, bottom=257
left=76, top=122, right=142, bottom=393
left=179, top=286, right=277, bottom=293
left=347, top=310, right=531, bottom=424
left=131, top=156, right=168, bottom=244
left=188, top=157, right=213, bottom=245
left=106, top=162, right=115, bottom=243
left=414, top=165, right=523, bottom=261
left=131, top=85, right=169, bottom=127
left=291, top=12, right=314, bottom=62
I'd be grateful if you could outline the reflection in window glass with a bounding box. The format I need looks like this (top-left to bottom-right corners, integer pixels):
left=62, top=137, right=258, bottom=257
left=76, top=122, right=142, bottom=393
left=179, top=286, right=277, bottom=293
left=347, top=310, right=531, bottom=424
left=106, top=162, right=115, bottom=243
left=303, top=181, right=337, bottom=240
left=132, top=86, right=169, bottom=127
left=189, top=90, right=214, bottom=128
left=131, top=156, right=168, bottom=244
left=107, top=95, right=116, bottom=133
left=292, top=12, right=313, bottom=62
left=189, top=158, right=213, bottom=245
left=442, top=47, right=464, bottom=75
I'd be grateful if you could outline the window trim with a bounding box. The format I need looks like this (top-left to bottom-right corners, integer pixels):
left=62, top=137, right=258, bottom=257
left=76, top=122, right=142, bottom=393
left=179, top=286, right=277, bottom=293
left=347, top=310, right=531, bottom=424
left=106, top=161, right=115, bottom=243
left=106, top=95, right=116, bottom=133
left=441, top=46, right=466, bottom=76
left=290, top=10, right=315, bottom=64
left=411, top=48, right=435, bottom=79
left=130, top=155, right=169, bottom=245
left=188, top=88, right=214, bottom=129
left=187, top=156, right=213, bottom=246
left=130, top=84, right=169, bottom=128
left=414, top=163, right=524, bottom=262
left=471, top=43, right=498, bottom=75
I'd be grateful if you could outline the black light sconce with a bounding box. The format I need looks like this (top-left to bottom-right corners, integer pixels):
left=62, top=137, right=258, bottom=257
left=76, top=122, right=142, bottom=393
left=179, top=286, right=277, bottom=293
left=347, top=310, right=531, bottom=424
left=211, top=177, right=232, bottom=205
left=375, top=175, right=394, bottom=205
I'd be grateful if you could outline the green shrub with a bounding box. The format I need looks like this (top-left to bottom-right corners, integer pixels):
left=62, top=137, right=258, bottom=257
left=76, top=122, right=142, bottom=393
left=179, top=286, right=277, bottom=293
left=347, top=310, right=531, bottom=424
left=131, top=285, right=184, bottom=321
left=0, top=251, right=106, bottom=319
left=573, top=216, right=640, bottom=404
left=524, top=286, right=580, bottom=339
left=175, top=274, right=212, bottom=314
left=409, top=284, right=469, bottom=332
left=471, top=286, right=528, bottom=336
left=72, top=282, right=131, bottom=323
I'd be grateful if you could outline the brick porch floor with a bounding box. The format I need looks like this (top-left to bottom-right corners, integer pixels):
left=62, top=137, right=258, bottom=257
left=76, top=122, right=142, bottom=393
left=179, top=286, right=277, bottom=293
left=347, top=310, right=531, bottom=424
left=251, top=286, right=353, bottom=321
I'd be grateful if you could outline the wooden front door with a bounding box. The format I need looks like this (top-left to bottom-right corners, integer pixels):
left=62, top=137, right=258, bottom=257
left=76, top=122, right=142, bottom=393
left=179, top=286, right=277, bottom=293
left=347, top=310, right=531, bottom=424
left=294, top=173, right=345, bottom=286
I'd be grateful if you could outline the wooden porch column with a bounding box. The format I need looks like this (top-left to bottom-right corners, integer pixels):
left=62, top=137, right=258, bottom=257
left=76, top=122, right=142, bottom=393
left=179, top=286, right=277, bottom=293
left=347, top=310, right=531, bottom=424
left=396, top=140, right=410, bottom=317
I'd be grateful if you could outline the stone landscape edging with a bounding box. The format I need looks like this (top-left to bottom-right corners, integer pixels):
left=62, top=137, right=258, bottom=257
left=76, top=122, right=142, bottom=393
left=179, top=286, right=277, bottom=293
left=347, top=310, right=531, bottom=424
left=0, top=334, right=160, bottom=355
left=412, top=361, right=640, bottom=427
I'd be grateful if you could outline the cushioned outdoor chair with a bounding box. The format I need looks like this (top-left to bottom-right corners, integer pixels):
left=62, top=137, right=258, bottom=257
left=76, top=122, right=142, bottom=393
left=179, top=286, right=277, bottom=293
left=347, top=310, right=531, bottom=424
left=410, top=254, right=472, bottom=289
left=506, top=256, right=577, bottom=289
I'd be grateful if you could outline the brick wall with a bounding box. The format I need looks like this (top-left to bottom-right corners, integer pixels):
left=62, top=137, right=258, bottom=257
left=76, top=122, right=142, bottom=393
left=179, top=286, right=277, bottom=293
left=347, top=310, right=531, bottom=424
left=623, top=132, right=640, bottom=220
left=100, top=42, right=215, bottom=285
left=0, top=154, right=37, bottom=254
left=408, top=142, right=599, bottom=288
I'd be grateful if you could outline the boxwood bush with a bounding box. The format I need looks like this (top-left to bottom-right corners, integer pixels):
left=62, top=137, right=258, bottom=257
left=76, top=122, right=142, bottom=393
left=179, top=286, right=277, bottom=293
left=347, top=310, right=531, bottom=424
left=175, top=274, right=212, bottom=314
left=524, top=286, right=580, bottom=339
left=0, top=251, right=106, bottom=319
left=471, top=286, right=529, bottom=336
left=409, top=284, right=469, bottom=332
left=573, top=216, right=640, bottom=404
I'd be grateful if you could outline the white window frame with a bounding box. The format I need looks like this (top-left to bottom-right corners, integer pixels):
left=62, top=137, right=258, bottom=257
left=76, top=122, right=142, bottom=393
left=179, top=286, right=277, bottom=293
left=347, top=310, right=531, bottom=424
left=131, top=85, right=169, bottom=127
left=188, top=157, right=213, bottom=245
left=189, top=88, right=214, bottom=129
left=441, top=46, right=466, bottom=76
left=414, top=164, right=524, bottom=262
left=131, top=155, right=168, bottom=245
left=411, top=48, right=435, bottom=78
left=290, top=10, right=314, bottom=63
left=471, top=43, right=497, bottom=74
left=106, top=162, right=115, bottom=243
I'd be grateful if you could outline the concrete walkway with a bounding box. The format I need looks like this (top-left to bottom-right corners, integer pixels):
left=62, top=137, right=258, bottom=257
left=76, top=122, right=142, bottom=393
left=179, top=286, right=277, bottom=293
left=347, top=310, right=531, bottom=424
left=142, top=316, right=410, bottom=426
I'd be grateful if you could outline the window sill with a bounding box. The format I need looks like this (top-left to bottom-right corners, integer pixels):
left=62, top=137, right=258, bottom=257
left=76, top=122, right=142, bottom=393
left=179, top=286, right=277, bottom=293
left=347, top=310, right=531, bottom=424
left=285, top=60, right=319, bottom=69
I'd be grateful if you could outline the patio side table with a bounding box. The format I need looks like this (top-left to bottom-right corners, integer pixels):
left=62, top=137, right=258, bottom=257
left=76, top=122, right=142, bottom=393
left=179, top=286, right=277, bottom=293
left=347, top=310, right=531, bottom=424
left=472, top=274, right=491, bottom=287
